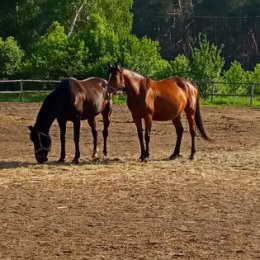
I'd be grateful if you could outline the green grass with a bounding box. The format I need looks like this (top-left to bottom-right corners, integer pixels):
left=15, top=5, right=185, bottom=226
left=0, top=92, right=260, bottom=107
left=201, top=96, right=260, bottom=107
left=0, top=92, right=49, bottom=102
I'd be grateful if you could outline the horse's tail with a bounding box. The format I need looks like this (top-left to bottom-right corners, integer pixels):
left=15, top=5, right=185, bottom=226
left=195, top=96, right=213, bottom=141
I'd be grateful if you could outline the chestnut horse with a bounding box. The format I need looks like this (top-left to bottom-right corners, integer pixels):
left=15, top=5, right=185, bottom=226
left=107, top=64, right=211, bottom=161
left=28, top=77, right=112, bottom=164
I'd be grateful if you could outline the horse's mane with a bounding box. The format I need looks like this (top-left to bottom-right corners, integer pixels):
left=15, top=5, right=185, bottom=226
left=123, top=68, right=151, bottom=85
left=35, top=79, right=70, bottom=130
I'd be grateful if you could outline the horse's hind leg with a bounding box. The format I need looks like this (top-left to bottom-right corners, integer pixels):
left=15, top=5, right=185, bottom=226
left=169, top=116, right=184, bottom=160
left=186, top=109, right=196, bottom=160
left=144, top=114, right=153, bottom=160
left=72, top=119, right=81, bottom=164
left=88, top=117, right=98, bottom=158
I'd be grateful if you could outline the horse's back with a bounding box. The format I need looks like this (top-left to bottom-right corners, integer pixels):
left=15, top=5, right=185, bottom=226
left=67, top=77, right=109, bottom=119
left=150, top=77, right=198, bottom=120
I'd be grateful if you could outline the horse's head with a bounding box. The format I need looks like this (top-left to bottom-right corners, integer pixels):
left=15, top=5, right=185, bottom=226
left=107, top=63, right=125, bottom=97
left=28, top=125, right=52, bottom=164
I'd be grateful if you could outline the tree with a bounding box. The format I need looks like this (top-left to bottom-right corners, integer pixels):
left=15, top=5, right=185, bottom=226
left=190, top=34, right=224, bottom=94
left=0, top=36, right=24, bottom=79
left=25, top=22, right=88, bottom=79
left=162, top=54, right=190, bottom=79
left=119, top=35, right=169, bottom=78
left=222, top=61, right=248, bottom=94
left=0, top=0, right=41, bottom=48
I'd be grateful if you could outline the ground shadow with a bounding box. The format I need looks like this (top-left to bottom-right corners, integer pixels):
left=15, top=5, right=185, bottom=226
left=0, top=158, right=129, bottom=170
left=0, top=161, right=36, bottom=170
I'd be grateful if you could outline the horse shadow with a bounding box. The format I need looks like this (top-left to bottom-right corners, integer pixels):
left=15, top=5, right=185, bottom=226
left=0, top=157, right=124, bottom=170
left=0, top=161, right=35, bottom=170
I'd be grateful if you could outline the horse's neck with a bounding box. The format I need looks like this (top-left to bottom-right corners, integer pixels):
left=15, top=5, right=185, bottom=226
left=35, top=91, right=58, bottom=133
left=123, top=70, right=146, bottom=98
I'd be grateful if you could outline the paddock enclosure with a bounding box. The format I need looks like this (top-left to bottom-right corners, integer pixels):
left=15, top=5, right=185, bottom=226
left=0, top=102, right=259, bottom=259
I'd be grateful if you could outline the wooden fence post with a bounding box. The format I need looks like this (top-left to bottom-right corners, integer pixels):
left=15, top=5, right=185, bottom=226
left=211, top=84, right=215, bottom=103
left=19, top=81, right=23, bottom=101
left=250, top=84, right=255, bottom=107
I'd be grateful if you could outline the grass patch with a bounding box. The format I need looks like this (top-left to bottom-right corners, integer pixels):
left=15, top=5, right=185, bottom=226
left=201, top=96, right=260, bottom=107
left=0, top=92, right=259, bottom=107
left=0, top=92, right=48, bottom=102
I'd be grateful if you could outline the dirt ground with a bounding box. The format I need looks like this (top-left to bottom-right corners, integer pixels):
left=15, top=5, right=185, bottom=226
left=0, top=102, right=259, bottom=260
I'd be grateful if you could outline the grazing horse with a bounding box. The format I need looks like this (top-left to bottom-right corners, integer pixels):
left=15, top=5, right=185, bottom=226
left=28, top=77, right=112, bottom=164
left=107, top=63, right=211, bottom=161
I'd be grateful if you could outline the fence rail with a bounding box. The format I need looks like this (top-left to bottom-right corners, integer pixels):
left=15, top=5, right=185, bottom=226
left=0, top=79, right=259, bottom=106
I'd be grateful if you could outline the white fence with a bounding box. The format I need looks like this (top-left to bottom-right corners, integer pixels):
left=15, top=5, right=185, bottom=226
left=0, top=79, right=260, bottom=106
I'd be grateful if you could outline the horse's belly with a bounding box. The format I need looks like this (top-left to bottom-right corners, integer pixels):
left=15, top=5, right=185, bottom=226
left=153, top=111, right=179, bottom=121
left=153, top=100, right=185, bottom=121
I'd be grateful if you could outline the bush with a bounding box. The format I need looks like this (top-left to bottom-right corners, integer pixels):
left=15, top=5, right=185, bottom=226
left=220, top=61, right=248, bottom=94
left=159, top=54, right=190, bottom=79
left=0, top=37, right=24, bottom=79
left=81, top=14, right=120, bottom=78
left=119, top=35, right=169, bottom=78
left=249, top=64, right=260, bottom=94
left=25, top=22, right=88, bottom=79
left=190, top=34, right=224, bottom=94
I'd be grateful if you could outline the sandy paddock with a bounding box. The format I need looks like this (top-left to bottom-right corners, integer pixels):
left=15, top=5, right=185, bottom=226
left=0, top=102, right=259, bottom=259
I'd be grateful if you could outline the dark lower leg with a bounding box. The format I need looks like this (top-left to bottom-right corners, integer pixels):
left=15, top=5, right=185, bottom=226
left=187, top=112, right=196, bottom=160
left=137, top=128, right=146, bottom=160
left=58, top=120, right=66, bottom=162
left=88, top=118, right=98, bottom=158
left=102, top=115, right=110, bottom=157
left=170, top=118, right=184, bottom=160
left=144, top=130, right=150, bottom=159
left=73, top=120, right=80, bottom=163
left=189, top=130, right=196, bottom=160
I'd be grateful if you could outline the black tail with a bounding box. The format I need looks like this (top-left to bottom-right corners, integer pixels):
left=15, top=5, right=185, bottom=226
left=195, top=97, right=212, bottom=141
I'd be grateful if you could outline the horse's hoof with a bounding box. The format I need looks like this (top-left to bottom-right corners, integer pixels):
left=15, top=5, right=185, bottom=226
left=72, top=159, right=79, bottom=164
left=57, top=158, right=65, bottom=163
left=92, top=152, right=98, bottom=159
left=169, top=154, right=182, bottom=160
left=139, top=156, right=149, bottom=162
left=189, top=155, right=195, bottom=160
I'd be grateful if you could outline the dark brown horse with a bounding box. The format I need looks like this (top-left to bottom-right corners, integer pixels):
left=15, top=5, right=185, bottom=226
left=107, top=63, right=211, bottom=161
left=28, top=77, right=112, bottom=164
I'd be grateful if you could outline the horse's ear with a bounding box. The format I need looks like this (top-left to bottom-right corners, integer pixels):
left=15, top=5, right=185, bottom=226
left=107, top=62, right=112, bottom=69
left=28, top=125, right=33, bottom=132
left=115, top=62, right=121, bottom=71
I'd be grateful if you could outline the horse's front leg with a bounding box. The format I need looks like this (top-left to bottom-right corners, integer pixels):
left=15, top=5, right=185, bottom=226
left=132, top=115, right=145, bottom=161
left=144, top=115, right=153, bottom=161
left=170, top=116, right=184, bottom=160
left=102, top=109, right=111, bottom=158
left=57, top=118, right=67, bottom=163
left=88, top=117, right=98, bottom=158
left=72, top=119, right=81, bottom=164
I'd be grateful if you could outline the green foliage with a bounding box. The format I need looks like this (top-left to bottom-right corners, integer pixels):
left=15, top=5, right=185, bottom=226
left=96, top=0, right=133, bottom=35
left=24, top=22, right=88, bottom=79
left=190, top=34, right=224, bottom=94
left=220, top=61, right=247, bottom=94
left=248, top=64, right=260, bottom=94
left=201, top=96, right=260, bottom=107
left=81, top=14, right=120, bottom=77
left=0, top=37, right=24, bottom=79
left=120, top=35, right=169, bottom=78
left=159, top=54, right=190, bottom=79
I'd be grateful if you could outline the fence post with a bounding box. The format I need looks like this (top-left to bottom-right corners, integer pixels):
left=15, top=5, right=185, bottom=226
left=250, top=84, right=255, bottom=107
left=19, top=81, right=23, bottom=101
left=211, top=83, right=215, bottom=103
